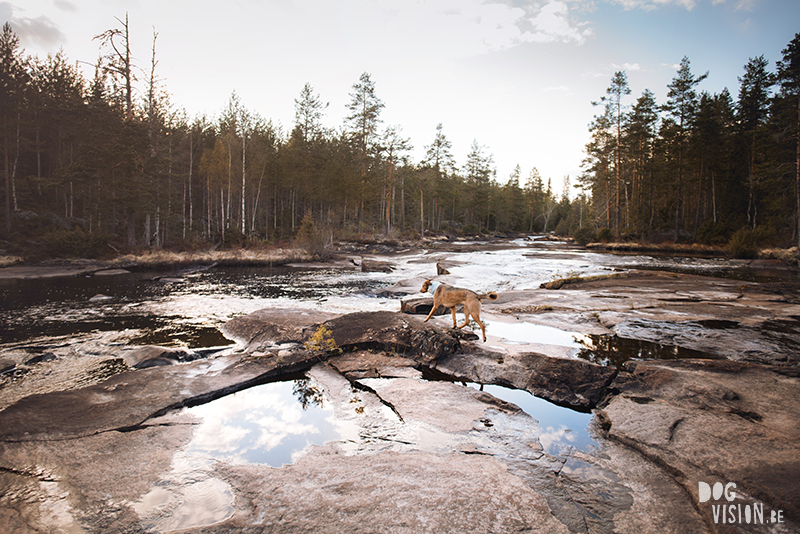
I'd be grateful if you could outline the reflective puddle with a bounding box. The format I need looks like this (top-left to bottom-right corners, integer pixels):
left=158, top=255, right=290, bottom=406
left=134, top=376, right=340, bottom=531
left=464, top=383, right=596, bottom=455
left=490, top=320, right=587, bottom=348
left=183, top=377, right=338, bottom=466
left=490, top=319, right=723, bottom=370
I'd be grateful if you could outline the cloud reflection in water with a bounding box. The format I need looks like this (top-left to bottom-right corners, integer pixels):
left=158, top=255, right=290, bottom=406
left=185, top=378, right=339, bottom=466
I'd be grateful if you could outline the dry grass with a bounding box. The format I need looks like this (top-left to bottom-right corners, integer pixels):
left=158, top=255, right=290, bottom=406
left=585, top=242, right=727, bottom=255
left=759, top=247, right=800, bottom=265
left=0, top=255, right=23, bottom=268
left=117, top=247, right=312, bottom=269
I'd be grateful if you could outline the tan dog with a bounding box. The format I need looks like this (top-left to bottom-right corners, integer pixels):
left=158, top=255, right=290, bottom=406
left=420, top=279, right=498, bottom=341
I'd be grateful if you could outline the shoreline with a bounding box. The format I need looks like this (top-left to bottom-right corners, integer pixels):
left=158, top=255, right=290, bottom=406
left=2, top=237, right=799, bottom=281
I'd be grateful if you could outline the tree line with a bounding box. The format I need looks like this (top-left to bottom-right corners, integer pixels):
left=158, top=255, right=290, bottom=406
left=0, top=18, right=577, bottom=258
left=1, top=16, right=798, bottom=259
left=581, top=34, right=800, bottom=251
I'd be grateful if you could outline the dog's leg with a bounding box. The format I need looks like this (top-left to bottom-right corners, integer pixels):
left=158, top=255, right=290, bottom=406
left=451, top=307, right=458, bottom=328
left=457, top=309, right=470, bottom=329
left=463, top=300, right=487, bottom=341
left=459, top=298, right=477, bottom=328
left=475, top=316, right=487, bottom=342
left=423, top=299, right=438, bottom=322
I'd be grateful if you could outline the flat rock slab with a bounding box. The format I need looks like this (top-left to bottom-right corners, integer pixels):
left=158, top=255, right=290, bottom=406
left=0, top=350, right=318, bottom=442
left=217, top=449, right=571, bottom=534
left=598, top=359, right=800, bottom=530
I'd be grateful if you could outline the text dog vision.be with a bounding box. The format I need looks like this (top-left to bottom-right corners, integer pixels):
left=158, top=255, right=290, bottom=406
left=699, top=482, right=785, bottom=525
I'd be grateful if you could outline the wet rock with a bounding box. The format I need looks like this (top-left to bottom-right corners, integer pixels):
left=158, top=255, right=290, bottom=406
left=123, top=345, right=193, bottom=368
left=597, top=359, right=800, bottom=531
left=433, top=350, right=617, bottom=410
left=328, top=350, right=421, bottom=379
left=360, top=258, right=394, bottom=272
left=0, top=359, right=15, bottom=375
left=88, top=293, right=113, bottom=301
left=221, top=307, right=337, bottom=347
left=93, top=268, right=131, bottom=276
left=217, top=449, right=570, bottom=534
left=0, top=348, right=321, bottom=442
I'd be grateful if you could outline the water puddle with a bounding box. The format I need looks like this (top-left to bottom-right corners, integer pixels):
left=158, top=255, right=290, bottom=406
left=134, top=376, right=340, bottom=532
left=182, top=377, right=338, bottom=466
left=464, top=383, right=597, bottom=455
left=488, top=319, right=723, bottom=370
left=575, top=334, right=721, bottom=369
left=489, top=320, right=587, bottom=348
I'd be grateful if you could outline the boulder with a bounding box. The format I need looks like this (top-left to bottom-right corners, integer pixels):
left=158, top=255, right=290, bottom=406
left=23, top=353, right=56, bottom=365
left=360, top=258, right=394, bottom=272
left=399, top=296, right=447, bottom=316
left=322, top=311, right=461, bottom=363
left=221, top=307, right=337, bottom=347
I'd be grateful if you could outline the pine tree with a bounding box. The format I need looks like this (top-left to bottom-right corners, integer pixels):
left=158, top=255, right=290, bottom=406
left=346, top=72, right=383, bottom=227
left=664, top=56, right=708, bottom=241
left=0, top=22, right=26, bottom=234
left=737, top=55, right=774, bottom=229
left=593, top=71, right=631, bottom=236
left=775, top=33, right=800, bottom=248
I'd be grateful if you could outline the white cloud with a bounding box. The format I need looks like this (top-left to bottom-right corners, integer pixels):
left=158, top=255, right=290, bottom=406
left=609, top=0, right=697, bottom=10
left=734, top=0, right=759, bottom=11
left=300, top=0, right=593, bottom=59
left=0, top=2, right=67, bottom=49
left=54, top=0, right=78, bottom=13
left=521, top=1, right=594, bottom=45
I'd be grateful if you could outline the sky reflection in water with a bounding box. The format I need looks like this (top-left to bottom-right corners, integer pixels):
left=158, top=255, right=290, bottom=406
left=466, top=383, right=596, bottom=456
left=184, top=378, right=338, bottom=467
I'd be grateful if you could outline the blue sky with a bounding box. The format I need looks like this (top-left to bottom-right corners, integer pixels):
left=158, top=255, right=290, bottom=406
left=3, top=0, right=798, bottom=192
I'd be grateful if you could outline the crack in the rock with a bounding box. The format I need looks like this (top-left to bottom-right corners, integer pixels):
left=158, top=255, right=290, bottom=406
left=326, top=361, right=406, bottom=423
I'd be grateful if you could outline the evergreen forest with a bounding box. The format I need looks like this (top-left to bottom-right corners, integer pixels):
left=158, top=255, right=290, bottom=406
left=1, top=18, right=799, bottom=259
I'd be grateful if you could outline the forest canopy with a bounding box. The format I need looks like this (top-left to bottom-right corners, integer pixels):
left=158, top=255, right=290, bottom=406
left=1, top=18, right=799, bottom=258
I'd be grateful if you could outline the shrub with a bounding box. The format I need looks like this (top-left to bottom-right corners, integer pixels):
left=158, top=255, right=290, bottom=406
left=461, top=223, right=480, bottom=236
left=294, top=210, right=329, bottom=259
left=728, top=228, right=759, bottom=259
left=573, top=226, right=597, bottom=246
left=304, top=325, right=340, bottom=354
left=42, top=228, right=112, bottom=258
left=597, top=228, right=613, bottom=243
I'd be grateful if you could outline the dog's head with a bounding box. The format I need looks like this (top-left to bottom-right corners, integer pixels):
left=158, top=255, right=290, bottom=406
left=420, top=279, right=432, bottom=294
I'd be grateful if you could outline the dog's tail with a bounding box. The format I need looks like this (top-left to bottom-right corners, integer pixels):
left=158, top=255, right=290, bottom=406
left=478, top=291, right=499, bottom=301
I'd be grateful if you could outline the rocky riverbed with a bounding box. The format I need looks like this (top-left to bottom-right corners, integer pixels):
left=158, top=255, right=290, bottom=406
left=1, top=241, right=799, bottom=533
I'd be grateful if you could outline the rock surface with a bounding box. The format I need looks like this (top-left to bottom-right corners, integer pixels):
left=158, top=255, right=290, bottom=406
left=598, top=359, right=800, bottom=528
left=1, top=251, right=799, bottom=534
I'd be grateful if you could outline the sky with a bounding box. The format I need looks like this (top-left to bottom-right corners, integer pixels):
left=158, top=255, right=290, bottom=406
left=3, top=0, right=799, bottom=191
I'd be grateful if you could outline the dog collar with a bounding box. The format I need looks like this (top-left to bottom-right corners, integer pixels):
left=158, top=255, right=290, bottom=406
left=428, top=281, right=441, bottom=294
